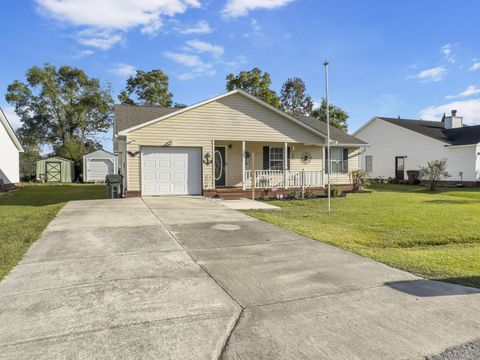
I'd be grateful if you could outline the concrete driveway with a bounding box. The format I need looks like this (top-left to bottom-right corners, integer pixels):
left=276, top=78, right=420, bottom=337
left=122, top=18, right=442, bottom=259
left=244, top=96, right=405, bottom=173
left=1, top=197, right=480, bottom=359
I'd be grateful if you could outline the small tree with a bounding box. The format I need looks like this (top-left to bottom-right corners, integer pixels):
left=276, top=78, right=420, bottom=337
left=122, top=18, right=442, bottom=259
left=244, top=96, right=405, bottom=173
left=420, top=159, right=450, bottom=191
left=280, top=77, right=313, bottom=115
left=350, top=169, right=370, bottom=192
left=310, top=99, right=349, bottom=132
left=119, top=69, right=173, bottom=107
left=226, top=68, right=280, bottom=108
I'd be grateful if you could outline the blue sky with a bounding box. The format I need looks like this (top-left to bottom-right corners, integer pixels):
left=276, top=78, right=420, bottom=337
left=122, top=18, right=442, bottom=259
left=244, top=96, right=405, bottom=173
left=1, top=0, right=480, bottom=151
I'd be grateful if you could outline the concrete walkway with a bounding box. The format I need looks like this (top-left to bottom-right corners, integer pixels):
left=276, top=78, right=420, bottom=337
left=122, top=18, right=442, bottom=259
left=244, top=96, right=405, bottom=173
left=1, top=197, right=480, bottom=359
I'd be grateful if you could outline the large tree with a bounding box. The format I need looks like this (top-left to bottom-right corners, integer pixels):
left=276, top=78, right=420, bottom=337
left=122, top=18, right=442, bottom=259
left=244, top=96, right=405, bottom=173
left=6, top=64, right=113, bottom=173
left=310, top=99, right=349, bottom=132
left=226, top=68, right=280, bottom=108
left=119, top=69, right=173, bottom=107
left=280, top=77, right=313, bottom=115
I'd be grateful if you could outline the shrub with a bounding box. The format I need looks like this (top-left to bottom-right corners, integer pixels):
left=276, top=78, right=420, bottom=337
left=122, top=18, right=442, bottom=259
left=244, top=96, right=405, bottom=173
left=286, top=190, right=299, bottom=200
left=304, top=190, right=317, bottom=199
left=350, top=169, right=370, bottom=192
left=420, top=159, right=451, bottom=191
left=329, top=185, right=342, bottom=197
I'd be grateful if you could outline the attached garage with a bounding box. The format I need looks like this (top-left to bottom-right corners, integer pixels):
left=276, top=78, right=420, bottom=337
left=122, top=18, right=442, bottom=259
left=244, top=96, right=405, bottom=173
left=141, top=147, right=202, bottom=196
left=83, top=150, right=117, bottom=182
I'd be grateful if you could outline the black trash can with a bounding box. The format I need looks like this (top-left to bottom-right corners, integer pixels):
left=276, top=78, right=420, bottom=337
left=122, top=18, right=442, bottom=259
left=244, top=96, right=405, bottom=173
left=106, top=174, right=124, bottom=198
left=406, top=170, right=420, bottom=185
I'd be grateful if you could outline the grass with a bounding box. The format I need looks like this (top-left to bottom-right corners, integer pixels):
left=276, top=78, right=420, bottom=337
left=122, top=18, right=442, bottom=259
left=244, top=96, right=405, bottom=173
left=0, top=183, right=106, bottom=280
left=245, top=184, right=480, bottom=288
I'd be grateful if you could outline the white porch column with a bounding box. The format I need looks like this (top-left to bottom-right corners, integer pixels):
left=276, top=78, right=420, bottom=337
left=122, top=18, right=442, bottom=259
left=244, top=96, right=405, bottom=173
left=212, top=139, right=215, bottom=190
left=242, top=141, right=246, bottom=190
left=322, top=145, right=326, bottom=187
left=284, top=142, right=288, bottom=189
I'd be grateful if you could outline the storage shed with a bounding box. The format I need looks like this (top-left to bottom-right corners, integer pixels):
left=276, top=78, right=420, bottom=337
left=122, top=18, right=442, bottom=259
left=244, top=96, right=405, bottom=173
left=83, top=149, right=117, bottom=182
left=36, top=156, right=75, bottom=183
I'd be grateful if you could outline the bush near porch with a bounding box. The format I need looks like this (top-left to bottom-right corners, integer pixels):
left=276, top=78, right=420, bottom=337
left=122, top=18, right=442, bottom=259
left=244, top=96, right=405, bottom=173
left=0, top=184, right=106, bottom=281
left=245, top=184, right=480, bottom=288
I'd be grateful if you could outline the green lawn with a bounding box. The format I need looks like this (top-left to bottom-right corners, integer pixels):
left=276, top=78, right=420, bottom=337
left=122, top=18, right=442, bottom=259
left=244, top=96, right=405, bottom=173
left=245, top=184, right=480, bottom=288
left=0, top=184, right=106, bottom=280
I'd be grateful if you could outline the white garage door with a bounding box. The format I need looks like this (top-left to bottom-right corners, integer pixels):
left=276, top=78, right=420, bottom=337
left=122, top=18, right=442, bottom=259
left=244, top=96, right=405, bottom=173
left=87, top=159, right=114, bottom=181
left=141, top=147, right=202, bottom=196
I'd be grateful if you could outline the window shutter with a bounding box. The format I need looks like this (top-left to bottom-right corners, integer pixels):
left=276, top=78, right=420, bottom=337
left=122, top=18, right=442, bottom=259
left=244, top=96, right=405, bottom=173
left=325, top=148, right=329, bottom=173
left=287, top=147, right=291, bottom=170
left=263, top=146, right=270, bottom=170
left=343, top=148, right=349, bottom=173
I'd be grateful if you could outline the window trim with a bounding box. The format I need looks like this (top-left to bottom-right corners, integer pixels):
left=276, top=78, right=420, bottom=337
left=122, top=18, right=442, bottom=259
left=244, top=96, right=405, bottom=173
left=326, top=147, right=349, bottom=174
left=365, top=155, right=373, bottom=172
left=269, top=147, right=284, bottom=171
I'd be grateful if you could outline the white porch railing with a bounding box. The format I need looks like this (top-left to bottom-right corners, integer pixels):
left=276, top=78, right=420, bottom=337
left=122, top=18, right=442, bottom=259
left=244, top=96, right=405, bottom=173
left=244, top=170, right=324, bottom=189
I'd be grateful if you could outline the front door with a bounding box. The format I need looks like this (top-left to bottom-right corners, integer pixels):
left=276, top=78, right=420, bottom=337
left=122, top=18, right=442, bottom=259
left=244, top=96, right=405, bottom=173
left=215, top=146, right=226, bottom=187
left=395, top=156, right=405, bottom=181
left=46, top=161, right=61, bottom=182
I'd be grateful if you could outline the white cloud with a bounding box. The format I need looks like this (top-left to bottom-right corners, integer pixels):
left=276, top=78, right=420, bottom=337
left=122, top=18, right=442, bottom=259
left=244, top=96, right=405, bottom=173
left=250, top=18, right=262, bottom=36
left=108, top=63, right=136, bottom=77
left=469, top=62, right=480, bottom=71
left=36, top=0, right=201, bottom=48
left=441, top=43, right=456, bottom=64
left=178, top=20, right=212, bottom=34
left=445, top=85, right=480, bottom=99
left=185, top=39, right=224, bottom=57
left=71, top=49, right=94, bottom=58
left=76, top=29, right=123, bottom=50
left=406, top=66, right=446, bottom=82
left=3, top=106, right=23, bottom=130
left=222, top=0, right=295, bottom=18
left=164, top=51, right=215, bottom=80
left=420, top=99, right=480, bottom=125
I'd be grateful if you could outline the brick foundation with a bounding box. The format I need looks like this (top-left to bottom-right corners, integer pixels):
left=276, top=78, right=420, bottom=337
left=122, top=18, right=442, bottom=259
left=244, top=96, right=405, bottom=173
left=204, top=185, right=353, bottom=200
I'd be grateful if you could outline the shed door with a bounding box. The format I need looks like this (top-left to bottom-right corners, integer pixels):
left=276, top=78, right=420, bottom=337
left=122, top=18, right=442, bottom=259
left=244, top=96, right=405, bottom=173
left=141, top=147, right=202, bottom=196
left=46, top=162, right=61, bottom=182
left=88, top=159, right=114, bottom=181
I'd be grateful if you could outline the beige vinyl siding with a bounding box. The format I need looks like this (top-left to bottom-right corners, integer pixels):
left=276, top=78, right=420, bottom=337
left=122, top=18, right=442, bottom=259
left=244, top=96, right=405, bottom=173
left=126, top=93, right=324, bottom=191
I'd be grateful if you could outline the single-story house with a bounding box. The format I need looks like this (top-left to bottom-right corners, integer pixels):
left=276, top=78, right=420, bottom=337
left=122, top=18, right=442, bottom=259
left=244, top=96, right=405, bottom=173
left=0, top=107, right=24, bottom=187
left=353, top=110, right=480, bottom=184
left=113, top=89, right=367, bottom=197
left=83, top=149, right=117, bottom=183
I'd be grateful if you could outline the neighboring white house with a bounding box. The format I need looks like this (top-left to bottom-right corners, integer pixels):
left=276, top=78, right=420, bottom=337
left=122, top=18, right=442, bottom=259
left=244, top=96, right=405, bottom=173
left=354, top=110, right=480, bottom=184
left=0, top=107, right=24, bottom=186
left=83, top=149, right=117, bottom=182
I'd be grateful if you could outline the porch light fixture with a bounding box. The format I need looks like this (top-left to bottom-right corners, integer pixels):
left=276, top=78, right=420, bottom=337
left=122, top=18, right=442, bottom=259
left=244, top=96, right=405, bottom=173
left=203, top=152, right=213, bottom=165
left=228, top=144, right=233, bottom=149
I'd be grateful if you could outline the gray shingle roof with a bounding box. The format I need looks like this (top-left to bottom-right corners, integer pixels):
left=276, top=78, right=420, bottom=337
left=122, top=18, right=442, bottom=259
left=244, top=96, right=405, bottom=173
left=378, top=117, right=480, bottom=146
left=114, top=104, right=178, bottom=133
left=294, top=115, right=367, bottom=145
left=114, top=102, right=366, bottom=145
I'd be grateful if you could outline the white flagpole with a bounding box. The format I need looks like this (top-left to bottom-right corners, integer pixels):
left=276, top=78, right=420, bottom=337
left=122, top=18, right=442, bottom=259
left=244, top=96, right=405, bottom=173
left=324, top=60, right=331, bottom=215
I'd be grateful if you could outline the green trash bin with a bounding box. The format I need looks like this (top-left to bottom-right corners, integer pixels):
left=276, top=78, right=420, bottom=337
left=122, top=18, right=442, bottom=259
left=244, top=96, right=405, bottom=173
left=106, top=174, right=124, bottom=198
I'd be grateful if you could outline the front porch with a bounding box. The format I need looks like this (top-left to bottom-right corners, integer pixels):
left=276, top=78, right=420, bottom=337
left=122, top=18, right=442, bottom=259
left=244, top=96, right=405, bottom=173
left=208, top=140, right=354, bottom=198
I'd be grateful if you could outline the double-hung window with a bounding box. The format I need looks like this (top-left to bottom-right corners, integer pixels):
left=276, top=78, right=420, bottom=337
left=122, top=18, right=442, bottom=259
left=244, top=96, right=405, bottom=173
left=326, top=148, right=349, bottom=173
left=269, top=147, right=284, bottom=170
